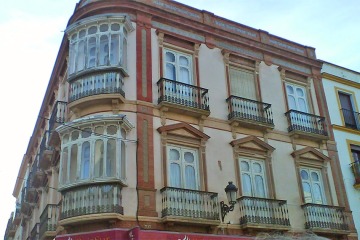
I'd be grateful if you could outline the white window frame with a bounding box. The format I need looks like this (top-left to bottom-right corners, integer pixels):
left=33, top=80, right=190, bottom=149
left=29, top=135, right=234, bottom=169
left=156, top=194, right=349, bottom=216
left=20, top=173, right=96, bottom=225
left=167, top=145, right=199, bottom=190
left=163, top=48, right=193, bottom=85
left=300, top=167, right=326, bottom=204
left=285, top=83, right=309, bottom=113
left=239, top=158, right=267, bottom=198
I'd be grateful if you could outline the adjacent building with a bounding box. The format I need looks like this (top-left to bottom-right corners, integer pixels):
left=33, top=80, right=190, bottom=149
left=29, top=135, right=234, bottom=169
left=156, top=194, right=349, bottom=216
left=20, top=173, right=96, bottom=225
left=322, top=61, right=360, bottom=235
left=4, top=1, right=357, bottom=240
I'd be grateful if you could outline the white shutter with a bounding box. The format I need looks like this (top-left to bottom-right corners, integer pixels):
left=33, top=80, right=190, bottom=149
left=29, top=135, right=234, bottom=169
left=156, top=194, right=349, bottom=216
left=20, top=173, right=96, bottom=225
left=230, top=67, right=256, bottom=100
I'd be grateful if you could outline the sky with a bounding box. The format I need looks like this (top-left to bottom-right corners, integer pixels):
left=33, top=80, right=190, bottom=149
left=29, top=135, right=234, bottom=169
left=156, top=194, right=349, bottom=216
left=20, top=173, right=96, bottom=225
left=1, top=0, right=360, bottom=237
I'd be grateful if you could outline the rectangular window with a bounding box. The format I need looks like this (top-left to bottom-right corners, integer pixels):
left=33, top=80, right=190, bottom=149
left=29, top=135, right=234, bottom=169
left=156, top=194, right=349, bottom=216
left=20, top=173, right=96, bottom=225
left=239, top=158, right=267, bottom=198
left=351, top=145, right=360, bottom=162
left=285, top=83, right=308, bottom=113
left=338, top=92, right=357, bottom=128
left=300, top=167, right=326, bottom=204
left=164, top=49, right=193, bottom=85
left=167, top=145, right=199, bottom=190
left=229, top=67, right=256, bottom=100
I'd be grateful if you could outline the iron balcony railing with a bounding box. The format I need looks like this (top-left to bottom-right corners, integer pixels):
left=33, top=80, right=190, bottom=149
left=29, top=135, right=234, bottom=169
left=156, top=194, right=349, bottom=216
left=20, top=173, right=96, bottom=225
left=69, top=71, right=124, bottom=102
left=341, top=109, right=360, bottom=130
left=13, top=205, right=21, bottom=225
left=285, top=110, right=327, bottom=136
left=49, top=101, right=67, bottom=132
left=39, top=204, right=59, bottom=239
left=5, top=212, right=16, bottom=238
left=31, top=154, right=46, bottom=188
left=302, top=203, right=349, bottom=231
left=30, top=223, right=39, bottom=240
left=157, top=78, right=210, bottom=111
left=238, top=196, right=290, bottom=227
left=160, top=187, right=219, bottom=220
left=20, top=187, right=31, bottom=216
left=226, top=95, right=274, bottom=126
left=38, top=130, right=54, bottom=170
left=60, top=183, right=123, bottom=219
left=351, top=161, right=360, bottom=185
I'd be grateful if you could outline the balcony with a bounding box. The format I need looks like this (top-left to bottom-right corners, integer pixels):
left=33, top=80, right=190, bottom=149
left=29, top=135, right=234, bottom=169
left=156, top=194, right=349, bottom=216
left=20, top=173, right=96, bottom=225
left=39, top=204, right=59, bottom=240
left=226, top=95, right=274, bottom=130
left=341, top=109, right=360, bottom=130
left=25, top=172, right=39, bottom=204
left=30, top=223, right=39, bottom=240
left=351, top=161, right=360, bottom=189
left=13, top=206, right=21, bottom=225
left=38, top=131, right=54, bottom=170
left=68, top=71, right=125, bottom=112
left=20, top=188, right=31, bottom=216
left=285, top=110, right=328, bottom=140
left=5, top=213, right=16, bottom=238
left=237, top=196, right=291, bottom=231
left=302, top=203, right=349, bottom=234
left=48, top=101, right=67, bottom=147
left=157, top=78, right=210, bottom=118
left=60, top=184, right=123, bottom=223
left=160, top=187, right=220, bottom=226
left=31, top=154, right=47, bottom=188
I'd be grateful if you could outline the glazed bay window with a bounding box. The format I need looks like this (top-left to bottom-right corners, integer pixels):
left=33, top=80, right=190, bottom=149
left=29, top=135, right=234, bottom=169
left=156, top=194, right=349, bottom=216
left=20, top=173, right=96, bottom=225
left=67, top=15, right=133, bottom=76
left=57, top=115, right=133, bottom=190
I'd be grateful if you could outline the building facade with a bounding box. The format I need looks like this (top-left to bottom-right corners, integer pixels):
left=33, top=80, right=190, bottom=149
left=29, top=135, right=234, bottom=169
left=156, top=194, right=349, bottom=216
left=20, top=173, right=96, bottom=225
left=4, top=0, right=357, bottom=239
left=322, top=61, right=360, bottom=236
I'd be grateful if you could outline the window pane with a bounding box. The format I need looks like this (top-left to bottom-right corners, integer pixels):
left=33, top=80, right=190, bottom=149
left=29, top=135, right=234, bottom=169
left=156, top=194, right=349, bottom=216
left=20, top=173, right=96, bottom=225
left=169, top=149, right=180, bottom=161
left=165, top=52, right=175, bottom=62
left=80, top=142, right=90, bottom=179
left=253, top=162, right=262, bottom=173
left=300, top=170, right=309, bottom=180
left=110, top=34, right=120, bottom=65
left=242, top=173, right=252, bottom=196
left=170, top=163, right=181, bottom=188
left=99, top=35, right=109, bottom=66
left=71, top=131, right=79, bottom=140
left=288, top=96, right=296, bottom=110
left=111, top=23, right=120, bottom=31
left=70, top=145, right=78, bottom=182
left=94, top=140, right=104, bottom=178
left=240, top=161, right=249, bottom=172
left=184, top=152, right=194, bottom=163
left=88, top=26, right=97, bottom=34
left=88, top=37, right=96, bottom=68
left=179, top=67, right=190, bottom=84
left=121, top=140, right=126, bottom=178
left=179, top=56, right=189, bottom=66
left=61, top=147, right=68, bottom=184
left=122, top=38, right=127, bottom=69
left=302, top=182, right=312, bottom=203
left=313, top=184, right=324, bottom=204
left=77, top=40, right=86, bottom=71
left=185, top=166, right=196, bottom=190
left=286, top=85, right=294, bottom=94
left=311, top=171, right=319, bottom=181
left=107, top=125, right=117, bottom=135
left=255, top=175, right=266, bottom=198
left=100, top=24, right=108, bottom=32
left=296, top=88, right=304, bottom=97
left=106, top=139, right=116, bottom=177
left=69, top=43, right=76, bottom=74
left=166, top=63, right=176, bottom=81
left=298, top=99, right=307, bottom=112
left=82, top=128, right=91, bottom=138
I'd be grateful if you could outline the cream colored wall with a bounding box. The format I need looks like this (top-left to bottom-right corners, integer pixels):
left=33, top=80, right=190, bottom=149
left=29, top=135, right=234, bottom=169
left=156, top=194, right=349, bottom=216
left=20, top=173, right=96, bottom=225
left=123, top=22, right=137, bottom=101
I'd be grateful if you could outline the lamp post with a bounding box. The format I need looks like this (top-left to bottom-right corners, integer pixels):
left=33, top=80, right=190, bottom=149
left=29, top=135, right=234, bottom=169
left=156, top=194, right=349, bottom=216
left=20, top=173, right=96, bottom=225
left=220, top=181, right=238, bottom=222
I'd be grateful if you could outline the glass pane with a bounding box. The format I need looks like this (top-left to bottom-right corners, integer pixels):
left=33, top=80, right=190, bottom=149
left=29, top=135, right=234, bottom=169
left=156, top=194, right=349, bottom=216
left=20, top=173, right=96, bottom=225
left=300, top=170, right=309, bottom=180
left=69, top=43, right=76, bottom=74
left=111, top=23, right=120, bottom=31
left=170, top=163, right=181, bottom=188
left=302, top=182, right=312, bottom=203
left=311, top=171, right=319, bottom=181
left=80, top=142, right=90, bottom=179
left=179, top=67, right=190, bottom=84
left=298, top=99, right=307, bottom=112
left=288, top=96, right=296, bottom=110
left=100, top=24, right=108, bottom=32
left=240, top=161, right=249, bottom=172
left=94, top=140, right=104, bottom=178
left=255, top=175, right=265, bottom=197
left=70, top=145, right=78, bottom=182
left=184, top=152, right=194, bottom=163
left=123, top=38, right=127, bottom=68
left=99, top=35, right=109, bottom=66
left=169, top=149, right=180, bottom=161
left=63, top=134, right=69, bottom=144
left=107, top=125, right=117, bottom=135
left=71, top=131, right=79, bottom=140
left=121, top=140, right=126, bottom=178
left=242, top=173, right=252, bottom=196
left=313, top=183, right=324, bottom=204
left=286, top=85, right=294, bottom=94
left=88, top=37, right=96, bottom=68
left=296, top=88, right=304, bottom=97
left=61, top=147, right=68, bottom=184
left=88, top=26, right=97, bottom=34
left=253, top=162, right=262, bottom=173
left=185, top=166, right=196, bottom=190
left=110, top=34, right=120, bottom=65
left=94, top=126, right=104, bottom=135
left=179, top=56, right=189, bottom=66
left=165, top=52, right=175, bottom=62
left=82, top=128, right=91, bottom=138
left=79, top=29, right=86, bottom=38
left=165, top=63, right=176, bottom=81
left=106, top=139, right=116, bottom=177
left=77, top=40, right=85, bottom=71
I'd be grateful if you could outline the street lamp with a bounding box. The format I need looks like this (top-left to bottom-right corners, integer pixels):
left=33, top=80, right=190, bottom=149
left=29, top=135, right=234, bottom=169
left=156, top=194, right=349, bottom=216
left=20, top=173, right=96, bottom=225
left=220, top=181, right=238, bottom=222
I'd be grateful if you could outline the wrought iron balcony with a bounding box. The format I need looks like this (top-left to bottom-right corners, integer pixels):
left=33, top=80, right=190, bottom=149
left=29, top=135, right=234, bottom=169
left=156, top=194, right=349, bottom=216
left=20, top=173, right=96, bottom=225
left=13, top=205, right=21, bottom=225
left=5, top=212, right=16, bottom=238
left=25, top=172, right=38, bottom=204
left=302, top=203, right=349, bottom=233
left=38, top=131, right=54, bottom=170
left=31, top=154, right=47, bottom=188
left=160, top=187, right=220, bottom=222
left=30, top=223, right=39, bottom=240
left=157, top=78, right=210, bottom=117
left=60, top=183, right=123, bottom=220
left=285, top=110, right=328, bottom=139
left=40, top=204, right=59, bottom=239
left=69, top=71, right=124, bottom=102
left=237, top=196, right=290, bottom=230
left=351, top=161, right=360, bottom=187
left=20, top=188, right=31, bottom=216
left=226, top=95, right=274, bottom=129
left=341, top=109, right=360, bottom=130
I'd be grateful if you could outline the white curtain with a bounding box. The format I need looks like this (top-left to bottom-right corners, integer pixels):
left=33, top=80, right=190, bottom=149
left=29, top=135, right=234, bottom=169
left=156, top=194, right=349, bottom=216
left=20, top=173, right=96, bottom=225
left=230, top=67, right=256, bottom=100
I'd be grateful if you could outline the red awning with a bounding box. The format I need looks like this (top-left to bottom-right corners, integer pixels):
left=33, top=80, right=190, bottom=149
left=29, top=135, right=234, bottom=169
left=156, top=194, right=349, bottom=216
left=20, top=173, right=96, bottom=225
left=56, top=227, right=254, bottom=240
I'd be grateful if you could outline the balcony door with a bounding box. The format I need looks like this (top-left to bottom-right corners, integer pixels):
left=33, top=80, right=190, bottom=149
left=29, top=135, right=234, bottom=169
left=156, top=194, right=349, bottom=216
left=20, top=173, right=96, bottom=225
left=230, top=67, right=256, bottom=100
left=300, top=168, right=326, bottom=204
left=239, top=158, right=267, bottom=198
left=286, top=83, right=308, bottom=113
left=339, top=92, right=357, bottom=128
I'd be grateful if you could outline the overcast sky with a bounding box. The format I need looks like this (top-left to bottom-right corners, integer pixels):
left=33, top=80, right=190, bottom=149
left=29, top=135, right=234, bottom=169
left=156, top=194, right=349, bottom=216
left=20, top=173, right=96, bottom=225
left=1, top=0, right=360, bottom=237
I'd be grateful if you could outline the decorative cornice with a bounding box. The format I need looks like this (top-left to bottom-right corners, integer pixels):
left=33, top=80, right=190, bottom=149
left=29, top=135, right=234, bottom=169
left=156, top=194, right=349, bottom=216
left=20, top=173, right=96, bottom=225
left=291, top=146, right=331, bottom=161
left=230, top=135, right=275, bottom=152
left=322, top=73, right=360, bottom=89
left=157, top=122, right=210, bottom=140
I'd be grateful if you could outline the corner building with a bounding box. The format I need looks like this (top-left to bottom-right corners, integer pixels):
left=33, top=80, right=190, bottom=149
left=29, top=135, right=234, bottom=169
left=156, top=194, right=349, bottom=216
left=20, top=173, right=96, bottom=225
left=4, top=0, right=357, bottom=239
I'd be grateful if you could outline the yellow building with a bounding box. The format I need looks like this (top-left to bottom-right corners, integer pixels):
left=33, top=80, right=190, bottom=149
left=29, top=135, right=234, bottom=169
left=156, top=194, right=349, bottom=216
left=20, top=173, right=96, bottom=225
left=4, top=1, right=357, bottom=239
